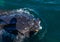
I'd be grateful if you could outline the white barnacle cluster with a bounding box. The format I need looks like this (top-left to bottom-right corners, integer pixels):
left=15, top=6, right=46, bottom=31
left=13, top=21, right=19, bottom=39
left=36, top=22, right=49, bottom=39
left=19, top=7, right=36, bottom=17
left=16, top=8, right=30, bottom=14
left=38, top=20, right=42, bottom=30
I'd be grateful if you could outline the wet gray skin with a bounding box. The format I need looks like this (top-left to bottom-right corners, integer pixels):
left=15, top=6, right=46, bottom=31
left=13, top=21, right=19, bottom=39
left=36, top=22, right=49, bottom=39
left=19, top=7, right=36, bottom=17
left=0, top=9, right=41, bottom=42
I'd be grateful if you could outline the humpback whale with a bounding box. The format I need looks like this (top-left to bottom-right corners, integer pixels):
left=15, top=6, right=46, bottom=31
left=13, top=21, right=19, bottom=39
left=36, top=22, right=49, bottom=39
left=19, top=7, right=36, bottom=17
left=0, top=8, right=42, bottom=42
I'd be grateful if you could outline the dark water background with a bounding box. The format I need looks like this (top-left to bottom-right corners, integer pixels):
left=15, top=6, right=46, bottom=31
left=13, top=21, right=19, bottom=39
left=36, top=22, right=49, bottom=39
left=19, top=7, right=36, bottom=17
left=0, top=0, right=60, bottom=42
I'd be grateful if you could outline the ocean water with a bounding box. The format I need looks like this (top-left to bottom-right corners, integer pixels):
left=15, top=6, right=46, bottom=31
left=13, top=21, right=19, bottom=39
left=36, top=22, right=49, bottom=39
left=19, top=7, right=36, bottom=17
left=0, top=0, right=60, bottom=42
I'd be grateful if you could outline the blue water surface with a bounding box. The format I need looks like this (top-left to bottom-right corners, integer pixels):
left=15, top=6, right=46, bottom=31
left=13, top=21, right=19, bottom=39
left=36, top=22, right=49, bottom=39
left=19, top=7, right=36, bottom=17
left=0, top=0, right=60, bottom=42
